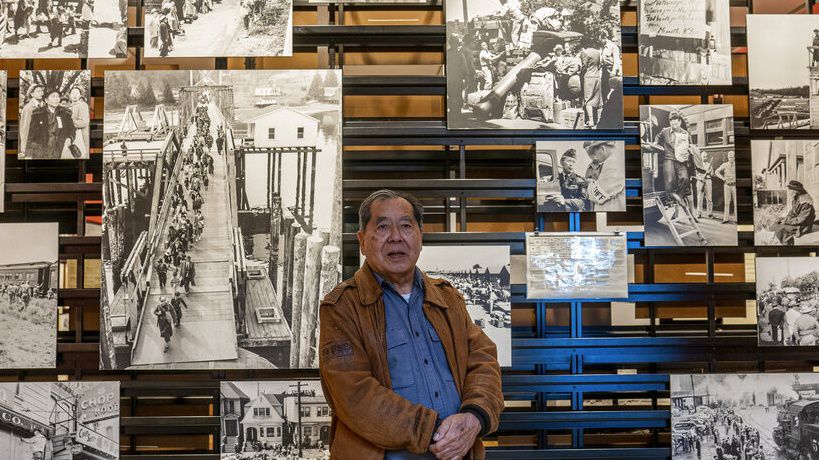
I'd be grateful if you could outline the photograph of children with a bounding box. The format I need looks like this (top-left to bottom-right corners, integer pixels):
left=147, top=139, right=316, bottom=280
left=640, top=104, right=737, bottom=247
left=0, top=0, right=127, bottom=58
left=638, top=0, right=732, bottom=85
left=756, top=257, right=819, bottom=347
left=536, top=140, right=625, bottom=212
left=18, top=70, right=90, bottom=160
left=751, top=140, right=819, bottom=246
left=748, top=14, right=819, bottom=129
left=446, top=0, right=623, bottom=130
left=143, top=0, right=292, bottom=58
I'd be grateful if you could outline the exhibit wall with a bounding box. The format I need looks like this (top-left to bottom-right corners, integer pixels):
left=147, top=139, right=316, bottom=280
left=0, top=0, right=814, bottom=458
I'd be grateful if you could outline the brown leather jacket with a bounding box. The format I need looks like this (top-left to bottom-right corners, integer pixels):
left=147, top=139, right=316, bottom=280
left=318, top=262, right=504, bottom=459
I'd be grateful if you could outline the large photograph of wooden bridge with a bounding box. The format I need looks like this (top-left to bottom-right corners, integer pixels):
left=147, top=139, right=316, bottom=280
left=99, top=70, right=342, bottom=370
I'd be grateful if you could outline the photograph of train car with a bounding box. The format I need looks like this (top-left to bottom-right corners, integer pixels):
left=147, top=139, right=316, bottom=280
left=672, top=373, right=819, bottom=460
left=415, top=245, right=512, bottom=367
left=100, top=70, right=342, bottom=370
left=446, top=0, right=623, bottom=130
left=0, top=223, right=58, bottom=369
left=748, top=14, right=819, bottom=130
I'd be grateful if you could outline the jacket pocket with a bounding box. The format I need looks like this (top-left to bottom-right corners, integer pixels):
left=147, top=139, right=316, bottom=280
left=386, top=327, right=415, bottom=390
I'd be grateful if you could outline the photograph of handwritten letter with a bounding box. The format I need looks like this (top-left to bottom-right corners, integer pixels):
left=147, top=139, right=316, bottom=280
left=639, top=0, right=732, bottom=85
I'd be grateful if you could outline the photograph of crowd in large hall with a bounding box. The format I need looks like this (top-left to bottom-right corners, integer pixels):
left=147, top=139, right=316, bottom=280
left=756, top=257, right=819, bottom=347
left=143, top=0, right=293, bottom=58
left=100, top=69, right=342, bottom=370
left=640, top=104, right=737, bottom=247
left=445, top=0, right=623, bottom=130
left=415, top=245, right=512, bottom=367
left=18, top=70, right=90, bottom=161
left=0, top=381, right=119, bottom=459
left=638, top=0, right=732, bottom=86
left=747, top=14, right=819, bottom=130
left=0, top=223, right=58, bottom=369
left=0, top=0, right=127, bottom=58
left=536, top=140, right=625, bottom=212
left=220, top=380, right=329, bottom=459
left=671, top=373, right=819, bottom=460
left=752, top=140, right=819, bottom=246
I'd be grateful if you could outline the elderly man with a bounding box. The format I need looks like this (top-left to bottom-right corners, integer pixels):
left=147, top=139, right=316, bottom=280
left=772, top=180, right=816, bottom=245
left=319, top=189, right=503, bottom=459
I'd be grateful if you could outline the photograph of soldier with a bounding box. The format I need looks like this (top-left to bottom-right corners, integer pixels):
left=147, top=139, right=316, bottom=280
left=18, top=70, right=90, bottom=160
left=752, top=140, right=819, bottom=246
left=220, top=380, right=330, bottom=459
left=671, top=373, right=819, bottom=460
left=100, top=70, right=342, bottom=370
left=0, top=223, right=58, bottom=369
left=0, top=381, right=119, bottom=459
left=640, top=104, right=737, bottom=247
left=0, top=0, right=127, bottom=58
left=143, top=0, right=292, bottom=58
left=756, top=257, right=819, bottom=347
left=415, top=245, right=512, bottom=367
left=747, top=14, right=819, bottom=130
left=638, top=0, right=732, bottom=85
left=446, top=0, right=623, bottom=130
left=536, top=140, right=625, bottom=212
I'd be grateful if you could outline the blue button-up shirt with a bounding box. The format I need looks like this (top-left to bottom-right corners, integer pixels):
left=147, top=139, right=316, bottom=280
left=374, top=269, right=462, bottom=459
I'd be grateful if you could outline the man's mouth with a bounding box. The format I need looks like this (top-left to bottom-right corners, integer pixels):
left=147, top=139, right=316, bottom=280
left=386, top=251, right=407, bottom=260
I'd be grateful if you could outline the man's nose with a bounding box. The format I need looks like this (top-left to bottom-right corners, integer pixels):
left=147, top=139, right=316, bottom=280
left=386, top=224, right=402, bottom=241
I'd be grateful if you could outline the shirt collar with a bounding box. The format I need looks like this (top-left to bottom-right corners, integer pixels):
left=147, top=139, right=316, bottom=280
left=372, top=267, right=424, bottom=295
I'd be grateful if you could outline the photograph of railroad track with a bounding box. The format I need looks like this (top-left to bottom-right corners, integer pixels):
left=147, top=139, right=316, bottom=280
left=100, top=69, right=342, bottom=370
left=748, top=14, right=819, bottom=130
left=446, top=0, right=623, bottom=130
left=0, top=222, right=58, bottom=369
left=671, top=373, right=819, bottom=460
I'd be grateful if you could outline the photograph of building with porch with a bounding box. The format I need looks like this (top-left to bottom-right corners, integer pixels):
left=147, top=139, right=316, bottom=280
left=220, top=380, right=330, bottom=459
left=0, top=381, right=119, bottom=459
left=100, top=70, right=342, bottom=370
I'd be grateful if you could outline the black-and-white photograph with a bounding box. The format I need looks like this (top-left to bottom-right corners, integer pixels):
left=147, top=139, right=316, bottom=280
left=0, top=0, right=127, bottom=58
left=0, top=71, right=5, bottom=213
left=220, top=380, right=330, bottom=459
left=670, top=373, right=819, bottom=460
left=0, top=222, right=58, bottom=369
left=525, top=232, right=628, bottom=300
left=446, top=0, right=623, bottom=130
left=143, top=0, right=292, bottom=58
left=748, top=14, right=819, bottom=130
left=18, top=70, right=90, bottom=161
left=415, top=245, right=511, bottom=367
left=755, top=257, right=819, bottom=347
left=638, top=0, right=732, bottom=85
left=100, top=70, right=342, bottom=371
left=641, top=104, right=737, bottom=247
left=752, top=140, right=819, bottom=246
left=0, top=381, right=120, bottom=459
left=536, top=140, right=625, bottom=212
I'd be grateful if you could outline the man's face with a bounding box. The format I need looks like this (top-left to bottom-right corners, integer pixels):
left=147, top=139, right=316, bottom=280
left=561, top=156, right=575, bottom=173
left=357, top=198, right=423, bottom=280
left=31, top=87, right=44, bottom=101
left=728, top=151, right=735, bottom=162
left=46, top=92, right=60, bottom=108
left=670, top=118, right=681, bottom=129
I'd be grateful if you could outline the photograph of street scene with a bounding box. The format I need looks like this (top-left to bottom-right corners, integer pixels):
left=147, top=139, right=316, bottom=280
left=220, top=380, right=329, bottom=459
left=0, top=222, right=58, bottom=369
left=752, top=140, right=819, bottom=246
left=415, top=245, right=512, bottom=367
left=446, top=0, right=623, bottom=130
left=748, top=14, right=819, bottom=130
left=0, top=0, right=127, bottom=58
left=672, top=373, right=819, bottom=460
left=0, top=381, right=119, bottom=460
left=143, top=0, right=292, bottom=57
left=100, top=70, right=342, bottom=370
left=756, top=257, right=819, bottom=347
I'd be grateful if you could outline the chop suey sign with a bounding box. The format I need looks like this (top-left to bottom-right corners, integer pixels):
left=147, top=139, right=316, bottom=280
left=78, top=384, right=119, bottom=424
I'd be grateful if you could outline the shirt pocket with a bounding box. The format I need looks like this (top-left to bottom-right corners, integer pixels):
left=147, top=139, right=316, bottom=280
left=427, top=326, right=455, bottom=383
left=386, top=328, right=415, bottom=390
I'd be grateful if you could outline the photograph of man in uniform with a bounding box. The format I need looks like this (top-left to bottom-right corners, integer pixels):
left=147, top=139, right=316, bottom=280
left=536, top=140, right=626, bottom=212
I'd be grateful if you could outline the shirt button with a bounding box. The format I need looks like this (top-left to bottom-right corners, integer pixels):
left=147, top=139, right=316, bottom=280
left=424, top=359, right=428, bottom=365
left=415, top=331, right=420, bottom=337
left=434, top=392, right=439, bottom=398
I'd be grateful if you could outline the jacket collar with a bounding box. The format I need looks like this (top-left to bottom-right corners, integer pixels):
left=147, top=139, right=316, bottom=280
left=355, top=261, right=449, bottom=309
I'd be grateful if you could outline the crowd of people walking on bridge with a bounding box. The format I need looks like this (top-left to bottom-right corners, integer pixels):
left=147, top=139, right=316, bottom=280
left=152, top=97, right=215, bottom=353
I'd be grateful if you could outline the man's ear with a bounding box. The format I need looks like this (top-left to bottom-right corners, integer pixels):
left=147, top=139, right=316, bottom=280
left=356, top=230, right=366, bottom=257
